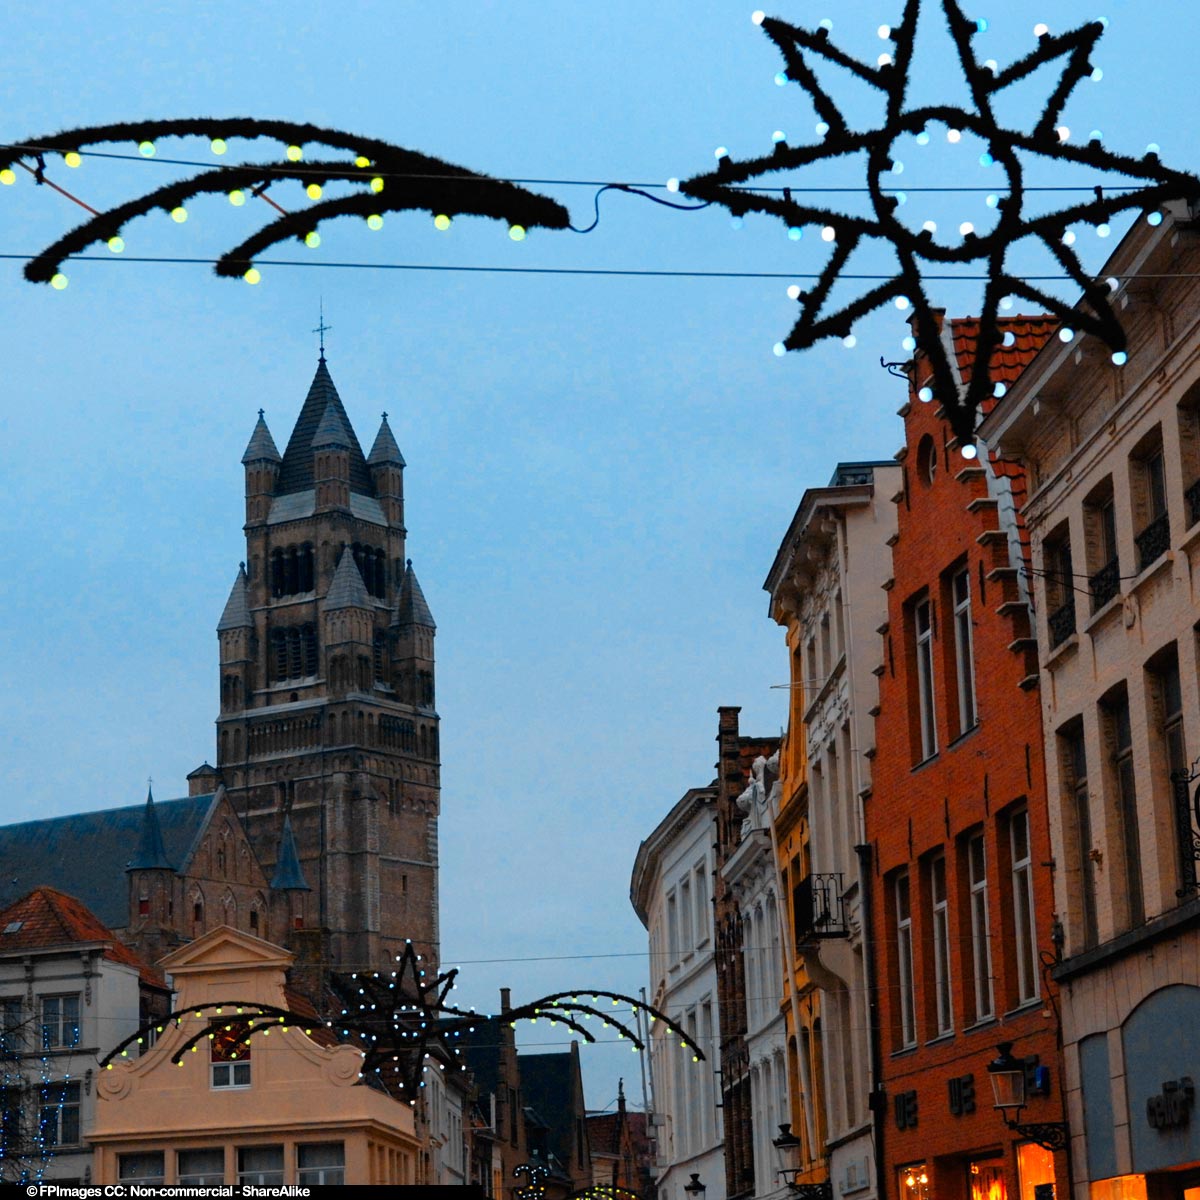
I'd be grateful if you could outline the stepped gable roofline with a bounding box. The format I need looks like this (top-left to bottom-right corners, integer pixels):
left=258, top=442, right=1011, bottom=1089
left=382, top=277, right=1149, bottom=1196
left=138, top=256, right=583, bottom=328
left=241, top=410, right=281, bottom=464
left=0, top=886, right=166, bottom=989
left=367, top=413, right=406, bottom=467
left=311, top=399, right=353, bottom=451
left=217, top=564, right=252, bottom=631
left=128, top=784, right=174, bottom=871
left=394, top=559, right=435, bottom=629
left=276, top=357, right=372, bottom=496
left=270, top=816, right=311, bottom=892
left=325, top=546, right=372, bottom=610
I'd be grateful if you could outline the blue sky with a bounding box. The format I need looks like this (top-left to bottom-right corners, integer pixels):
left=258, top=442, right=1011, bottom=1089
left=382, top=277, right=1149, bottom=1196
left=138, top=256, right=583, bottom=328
left=3, top=1, right=1197, bottom=1112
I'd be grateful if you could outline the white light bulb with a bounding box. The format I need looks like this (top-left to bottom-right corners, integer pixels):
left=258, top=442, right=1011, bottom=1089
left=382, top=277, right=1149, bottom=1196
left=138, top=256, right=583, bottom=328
left=1105, top=276, right=1120, bottom=293
left=1097, top=223, right=1111, bottom=238
left=1111, top=351, right=1128, bottom=366
left=773, top=342, right=786, bottom=357
left=1089, top=130, right=1103, bottom=143
left=922, top=220, right=938, bottom=234
left=1091, top=67, right=1103, bottom=82
left=902, top=336, right=916, bottom=351
left=892, top=159, right=904, bottom=174
left=985, top=194, right=999, bottom=208
left=947, top=129, right=962, bottom=144
left=1147, top=211, right=1163, bottom=226
left=993, top=382, right=1007, bottom=397
left=815, top=122, right=830, bottom=136
left=1059, top=328, right=1075, bottom=343
left=916, top=130, right=930, bottom=146
left=895, top=191, right=907, bottom=205
left=1034, top=22, right=1049, bottom=36
left=821, top=225, right=836, bottom=241
left=666, top=178, right=680, bottom=193
left=772, top=130, right=786, bottom=144
left=787, top=227, right=803, bottom=241
left=895, top=296, right=910, bottom=311
left=878, top=24, right=891, bottom=38
left=774, top=71, right=788, bottom=86
left=1056, top=126, right=1070, bottom=142
left=819, top=18, right=833, bottom=31
left=1003, top=331, right=1016, bottom=347
left=878, top=53, right=893, bottom=67
left=714, top=146, right=729, bottom=160
left=918, top=386, right=933, bottom=403
left=1000, top=296, right=1013, bottom=310
left=1062, top=230, right=1076, bottom=246
left=787, top=284, right=802, bottom=300
left=983, top=59, right=998, bottom=73
left=959, top=222, right=975, bottom=236
left=1146, top=143, right=1161, bottom=155
left=962, top=444, right=979, bottom=460
left=751, top=9, right=765, bottom=23
left=842, top=334, right=857, bottom=348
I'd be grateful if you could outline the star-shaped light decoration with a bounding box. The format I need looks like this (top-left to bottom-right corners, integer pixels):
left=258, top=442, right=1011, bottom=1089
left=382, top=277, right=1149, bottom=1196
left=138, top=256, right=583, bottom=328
left=682, top=1, right=1200, bottom=452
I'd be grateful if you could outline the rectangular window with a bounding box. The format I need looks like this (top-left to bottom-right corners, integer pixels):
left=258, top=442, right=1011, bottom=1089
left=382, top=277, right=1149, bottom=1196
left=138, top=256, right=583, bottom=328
left=693, top=863, right=708, bottom=946
left=1152, top=649, right=1187, bottom=778
left=39, top=1081, right=80, bottom=1146
left=40, top=995, right=80, bottom=1050
left=967, top=834, right=994, bottom=1021
left=178, top=1148, right=225, bottom=1185
left=679, top=875, right=693, bottom=955
left=119, top=1152, right=165, bottom=1183
left=1062, top=725, right=1098, bottom=949
left=895, top=872, right=916, bottom=1048
left=0, top=998, right=22, bottom=1058
left=1132, top=432, right=1171, bottom=571
left=1104, top=690, right=1145, bottom=927
left=666, top=891, right=679, bottom=964
left=1085, top=482, right=1121, bottom=611
left=238, top=1146, right=284, bottom=1186
left=930, top=855, right=952, bottom=1036
left=1044, top=528, right=1076, bottom=647
left=1010, top=810, right=1039, bottom=1004
left=211, top=1026, right=252, bottom=1089
left=915, top=598, right=937, bottom=760
left=0, top=1087, right=18, bottom=1152
left=298, top=1143, right=345, bottom=1186
left=952, top=569, right=977, bottom=734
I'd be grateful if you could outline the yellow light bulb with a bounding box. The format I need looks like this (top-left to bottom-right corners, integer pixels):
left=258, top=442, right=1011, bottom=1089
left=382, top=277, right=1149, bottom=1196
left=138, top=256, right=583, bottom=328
left=64, top=151, right=81, bottom=168
left=138, top=141, right=155, bottom=157
left=434, top=214, right=452, bottom=231
left=50, top=273, right=68, bottom=290
left=0, top=169, right=15, bottom=185
left=370, top=177, right=384, bottom=193
left=306, top=183, right=323, bottom=200
left=509, top=225, right=526, bottom=242
left=244, top=268, right=261, bottom=285
left=170, top=206, right=188, bottom=223
left=305, top=231, right=321, bottom=248
left=287, top=145, right=303, bottom=161
left=210, top=138, right=227, bottom=155
left=355, top=156, right=370, bottom=168
left=108, top=236, right=124, bottom=253
left=229, top=190, right=246, bottom=206
left=366, top=214, right=384, bottom=230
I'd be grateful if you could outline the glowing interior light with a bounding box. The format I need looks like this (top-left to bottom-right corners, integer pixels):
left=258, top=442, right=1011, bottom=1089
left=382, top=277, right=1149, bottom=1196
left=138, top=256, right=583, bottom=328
left=1056, top=126, right=1070, bottom=142
left=902, top=336, right=916, bottom=351
left=878, top=53, right=893, bottom=67
left=107, top=236, right=124, bottom=253
left=815, top=122, right=830, bottom=136
left=985, top=194, right=999, bottom=208
left=1059, top=327, right=1075, bottom=342
left=509, top=224, right=526, bottom=241
left=1000, top=296, right=1013, bottom=310
left=1097, top=223, right=1111, bottom=237
left=434, top=213, right=452, bottom=230
left=772, top=130, right=786, bottom=144
left=229, top=190, right=246, bottom=206
left=751, top=10, right=765, bottom=24
left=922, top=220, right=937, bottom=234
left=786, top=285, right=802, bottom=300
left=1062, top=230, right=1076, bottom=245
left=305, top=231, right=321, bottom=248
left=959, top=222, right=975, bottom=235
left=244, top=268, right=261, bottom=284
left=666, top=178, right=680, bottom=192
left=947, top=129, right=962, bottom=144
left=915, top=130, right=930, bottom=146
left=211, top=138, right=227, bottom=155
left=138, top=141, right=155, bottom=157
left=993, top=382, right=1007, bottom=397
left=787, top=227, right=803, bottom=241
left=1111, top=350, right=1128, bottom=365
left=895, top=296, right=910, bottom=310
left=0, top=169, right=16, bottom=185
left=961, top=443, right=979, bottom=460
left=821, top=225, right=836, bottom=241
left=819, top=18, right=833, bottom=31
left=714, top=146, right=729, bottom=160
left=773, top=342, right=786, bottom=357
left=774, top=71, right=788, bottom=86
left=1003, top=331, right=1016, bottom=346
left=50, top=273, right=68, bottom=290
left=170, top=206, right=188, bottom=223
left=1090, top=66, right=1103, bottom=81
left=891, top=159, right=904, bottom=174
left=1147, top=211, right=1163, bottom=226
left=286, top=145, right=303, bottom=161
left=1033, top=23, right=1049, bottom=36
left=977, top=18, right=989, bottom=33
left=64, top=151, right=81, bottom=168
left=842, top=334, right=857, bottom=348
left=878, top=24, right=891, bottom=38
left=918, top=386, right=933, bottom=402
left=306, top=183, right=323, bottom=200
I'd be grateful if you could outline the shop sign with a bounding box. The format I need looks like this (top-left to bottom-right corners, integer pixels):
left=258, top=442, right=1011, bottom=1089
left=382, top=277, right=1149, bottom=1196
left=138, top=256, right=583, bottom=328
left=1146, top=1077, right=1194, bottom=1130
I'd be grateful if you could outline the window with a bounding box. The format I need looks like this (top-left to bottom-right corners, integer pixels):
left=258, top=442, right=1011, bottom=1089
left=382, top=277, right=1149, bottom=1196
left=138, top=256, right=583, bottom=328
left=1131, top=430, right=1170, bottom=571
left=967, top=834, right=994, bottom=1021
left=1010, top=810, right=1039, bottom=1004
left=914, top=598, right=937, bottom=760
left=1043, top=527, right=1076, bottom=647
left=693, top=863, right=708, bottom=945
left=120, top=1152, right=165, bottom=1184
left=917, top=433, right=937, bottom=485
left=1150, top=648, right=1187, bottom=779
left=39, top=1080, right=80, bottom=1146
left=1179, top=382, right=1200, bottom=528
left=1061, top=724, right=1098, bottom=950
left=211, top=1026, right=251, bottom=1088
left=40, top=995, right=79, bottom=1049
left=951, top=568, right=977, bottom=734
left=1084, top=481, right=1121, bottom=611
left=178, top=1148, right=225, bottom=1185
left=929, top=854, right=952, bottom=1036
left=298, top=1143, right=345, bottom=1186
left=895, top=872, right=916, bottom=1048
left=0, top=998, right=22, bottom=1057
left=680, top=875, right=693, bottom=956
left=666, top=891, right=679, bottom=964
left=1104, top=689, right=1145, bottom=927
left=238, top=1146, right=284, bottom=1186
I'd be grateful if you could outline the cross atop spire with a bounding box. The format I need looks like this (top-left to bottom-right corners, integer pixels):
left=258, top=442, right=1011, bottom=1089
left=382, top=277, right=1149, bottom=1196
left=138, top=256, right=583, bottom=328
left=313, top=299, right=332, bottom=362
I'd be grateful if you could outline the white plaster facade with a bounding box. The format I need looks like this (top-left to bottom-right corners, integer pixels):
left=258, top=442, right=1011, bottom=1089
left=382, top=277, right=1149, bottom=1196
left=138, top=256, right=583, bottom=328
left=632, top=786, right=725, bottom=1200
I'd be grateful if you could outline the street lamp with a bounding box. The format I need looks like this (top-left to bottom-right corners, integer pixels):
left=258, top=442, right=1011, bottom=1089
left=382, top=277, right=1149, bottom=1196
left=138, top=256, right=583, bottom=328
left=772, top=1124, right=832, bottom=1200
left=683, top=1175, right=706, bottom=1199
left=986, top=1042, right=1070, bottom=1152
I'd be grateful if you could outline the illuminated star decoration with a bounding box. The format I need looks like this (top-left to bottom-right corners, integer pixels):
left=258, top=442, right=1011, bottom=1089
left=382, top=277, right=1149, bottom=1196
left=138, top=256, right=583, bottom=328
left=1, top=117, right=569, bottom=285
left=682, top=2, right=1200, bottom=451
left=98, top=942, right=703, bottom=1103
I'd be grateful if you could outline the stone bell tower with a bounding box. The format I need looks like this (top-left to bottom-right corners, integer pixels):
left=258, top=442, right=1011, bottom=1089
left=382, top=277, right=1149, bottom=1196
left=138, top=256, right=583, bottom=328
left=212, top=352, right=440, bottom=970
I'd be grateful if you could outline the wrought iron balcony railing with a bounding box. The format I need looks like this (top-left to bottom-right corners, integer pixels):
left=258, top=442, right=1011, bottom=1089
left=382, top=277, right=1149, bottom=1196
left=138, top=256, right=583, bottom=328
left=1135, top=512, right=1171, bottom=572
left=1047, top=600, right=1076, bottom=648
left=1089, top=558, right=1120, bottom=611
left=793, top=873, right=848, bottom=943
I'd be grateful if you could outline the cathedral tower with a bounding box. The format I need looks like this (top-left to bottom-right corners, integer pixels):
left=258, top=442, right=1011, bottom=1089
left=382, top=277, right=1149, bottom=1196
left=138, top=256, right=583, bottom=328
left=213, top=355, right=439, bottom=970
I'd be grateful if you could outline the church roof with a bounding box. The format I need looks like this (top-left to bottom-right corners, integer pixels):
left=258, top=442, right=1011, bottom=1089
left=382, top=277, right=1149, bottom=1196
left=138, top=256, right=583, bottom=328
left=0, top=795, right=216, bottom=931
left=367, top=414, right=406, bottom=467
left=395, top=560, right=435, bottom=629
left=128, top=786, right=174, bottom=871
left=217, top=564, right=252, bottom=631
left=269, top=816, right=310, bottom=891
left=276, top=358, right=372, bottom=495
left=311, top=400, right=353, bottom=451
left=241, top=411, right=281, bottom=464
left=325, top=546, right=371, bottom=610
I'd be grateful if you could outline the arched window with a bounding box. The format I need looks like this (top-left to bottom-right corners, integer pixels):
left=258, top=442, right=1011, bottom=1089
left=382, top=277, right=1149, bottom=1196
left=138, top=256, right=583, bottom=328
left=285, top=546, right=298, bottom=595
left=300, top=543, right=315, bottom=592
left=271, top=629, right=288, bottom=681
left=302, top=625, right=318, bottom=676
left=270, top=549, right=284, bottom=598
left=373, top=549, right=386, bottom=598
left=373, top=632, right=386, bottom=683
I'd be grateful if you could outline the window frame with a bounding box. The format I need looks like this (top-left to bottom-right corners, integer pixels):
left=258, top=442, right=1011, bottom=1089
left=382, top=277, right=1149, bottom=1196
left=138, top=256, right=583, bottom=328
left=238, top=1145, right=284, bottom=1187
left=914, top=597, right=938, bottom=761
left=895, top=871, right=917, bottom=1049
left=966, top=833, right=995, bottom=1022
left=1009, top=809, right=1039, bottom=1005
left=39, top=994, right=80, bottom=1050
left=297, top=1142, right=346, bottom=1187
left=1103, top=689, right=1145, bottom=927
left=929, top=853, right=953, bottom=1036
left=951, top=567, right=977, bottom=734
left=177, top=1148, right=226, bottom=1186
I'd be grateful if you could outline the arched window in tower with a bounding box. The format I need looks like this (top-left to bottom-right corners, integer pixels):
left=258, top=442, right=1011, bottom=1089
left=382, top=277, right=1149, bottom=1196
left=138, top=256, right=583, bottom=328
left=373, top=632, right=386, bottom=683
left=302, top=624, right=318, bottom=676
left=271, top=629, right=287, bottom=682
left=419, top=670, right=434, bottom=707
left=270, top=549, right=284, bottom=598
left=287, top=627, right=302, bottom=679
left=373, top=550, right=386, bottom=598
left=300, top=543, right=315, bottom=592
left=233, top=728, right=243, bottom=759
left=285, top=546, right=299, bottom=596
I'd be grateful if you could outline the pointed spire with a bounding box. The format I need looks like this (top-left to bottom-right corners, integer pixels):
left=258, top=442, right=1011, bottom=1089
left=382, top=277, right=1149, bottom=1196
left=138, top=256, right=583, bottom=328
left=395, top=559, right=436, bottom=629
left=311, top=400, right=352, bottom=450
left=367, top=412, right=406, bottom=467
left=241, top=409, right=281, bottom=464
left=325, top=546, right=372, bottom=610
left=128, top=785, right=173, bottom=872
left=217, top=564, right=252, bottom=631
left=276, top=359, right=371, bottom=495
left=270, top=816, right=311, bottom=892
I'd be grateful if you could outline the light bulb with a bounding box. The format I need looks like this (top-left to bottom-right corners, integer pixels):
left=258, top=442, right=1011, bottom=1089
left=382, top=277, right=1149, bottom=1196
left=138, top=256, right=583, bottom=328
left=509, top=224, right=526, bottom=241
left=229, top=190, right=246, bottom=206
left=878, top=53, right=893, bottom=67
left=1147, top=211, right=1163, bottom=226
left=962, top=443, right=979, bottom=460
left=772, top=130, right=786, bottom=144
left=434, top=213, right=452, bottom=230
left=1111, top=350, right=1128, bottom=365
left=108, top=236, right=124, bottom=253
left=1091, top=67, right=1103, bottom=81
left=815, top=122, right=829, bottom=136
left=1062, top=230, right=1076, bottom=245
left=0, top=169, right=16, bottom=185
left=1003, top=331, right=1015, bottom=346
left=879, top=23, right=891, bottom=37
left=960, top=222, right=975, bottom=235
left=977, top=18, right=989, bottom=32
left=1097, top=223, right=1111, bottom=237
left=64, top=152, right=81, bottom=168
left=286, top=145, right=303, bottom=161
left=915, top=130, right=930, bottom=146
left=1105, top=276, right=1120, bottom=293
left=138, top=141, right=155, bottom=157
left=902, top=336, right=916, bottom=351
left=786, top=285, right=802, bottom=300
left=918, top=386, right=933, bottom=402
left=947, top=128, right=962, bottom=143
left=1034, top=23, right=1049, bottom=36
left=922, top=220, right=938, bottom=234
left=170, top=206, right=188, bottom=223
left=986, top=194, right=999, bottom=208
left=751, top=10, right=765, bottom=24
left=895, top=296, right=910, bottom=310
left=892, top=159, right=904, bottom=174
left=895, top=191, right=907, bottom=205
left=666, top=177, right=680, bottom=192
left=774, top=71, right=788, bottom=86
left=1089, top=130, right=1103, bottom=143
left=773, top=342, right=786, bottom=357
left=842, top=334, right=857, bottom=348
left=1056, top=126, right=1070, bottom=142
left=244, top=268, right=261, bottom=284
left=1059, top=328, right=1075, bottom=342
left=50, top=273, right=68, bottom=290
left=305, top=231, right=321, bottom=248
left=993, top=382, right=1007, bottom=397
left=1000, top=296, right=1013, bottom=310
left=983, top=58, right=998, bottom=73
left=714, top=146, right=729, bottom=160
left=211, top=138, right=227, bottom=155
left=355, top=155, right=371, bottom=168
left=819, top=18, right=833, bottom=31
left=787, top=227, right=803, bottom=241
left=730, top=216, right=743, bottom=230
left=1146, top=143, right=1161, bottom=155
left=821, top=225, right=836, bottom=241
left=979, top=151, right=994, bottom=167
left=306, top=183, right=323, bottom=200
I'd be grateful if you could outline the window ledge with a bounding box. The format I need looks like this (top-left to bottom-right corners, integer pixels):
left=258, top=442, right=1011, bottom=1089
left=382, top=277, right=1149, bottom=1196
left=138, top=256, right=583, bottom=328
left=1002, top=997, right=1044, bottom=1019
left=947, top=723, right=981, bottom=752
left=962, top=1016, right=1000, bottom=1036
left=1083, top=591, right=1122, bottom=635
left=889, top=1044, right=919, bottom=1059
left=1179, top=519, right=1200, bottom=555
left=1044, top=631, right=1079, bottom=668
left=924, top=1030, right=956, bottom=1047
left=909, top=752, right=941, bottom=775
left=1128, top=548, right=1175, bottom=595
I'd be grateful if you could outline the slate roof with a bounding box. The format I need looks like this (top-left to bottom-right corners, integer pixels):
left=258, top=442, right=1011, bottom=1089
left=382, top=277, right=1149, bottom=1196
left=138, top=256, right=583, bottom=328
left=395, top=560, right=435, bottom=629
left=128, top=786, right=174, bottom=870
left=276, top=358, right=372, bottom=496
left=325, top=547, right=371, bottom=610
left=270, top=817, right=310, bottom=891
left=518, top=1051, right=578, bottom=1175
left=458, top=1026, right=502, bottom=1097
left=0, top=886, right=166, bottom=988
left=241, top=411, right=281, bottom=464
left=311, top=400, right=353, bottom=451
left=266, top=491, right=388, bottom=527
left=0, top=795, right=216, bottom=931
left=217, top=564, right=252, bottom=631
left=367, top=414, right=406, bottom=467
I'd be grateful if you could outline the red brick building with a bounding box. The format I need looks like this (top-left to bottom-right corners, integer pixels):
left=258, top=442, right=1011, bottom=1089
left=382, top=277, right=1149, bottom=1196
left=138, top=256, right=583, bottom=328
left=867, top=317, right=1068, bottom=1200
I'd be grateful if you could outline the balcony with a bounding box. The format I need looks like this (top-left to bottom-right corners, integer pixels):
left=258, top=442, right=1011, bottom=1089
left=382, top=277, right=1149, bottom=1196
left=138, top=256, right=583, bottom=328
left=1135, top=512, right=1171, bottom=572
left=1186, top=478, right=1200, bottom=529
left=793, top=873, right=848, bottom=943
left=1089, top=559, right=1120, bottom=611
left=1047, top=600, right=1076, bottom=648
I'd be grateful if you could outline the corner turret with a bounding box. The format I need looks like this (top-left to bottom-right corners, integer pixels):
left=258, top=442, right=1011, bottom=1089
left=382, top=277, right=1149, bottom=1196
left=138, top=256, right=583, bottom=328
left=242, top=410, right=281, bottom=526
left=312, top=402, right=352, bottom=513
left=368, top=413, right=406, bottom=528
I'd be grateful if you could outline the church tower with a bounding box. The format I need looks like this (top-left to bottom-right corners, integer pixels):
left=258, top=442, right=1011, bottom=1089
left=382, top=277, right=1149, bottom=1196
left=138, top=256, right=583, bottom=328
left=213, top=353, right=440, bottom=970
